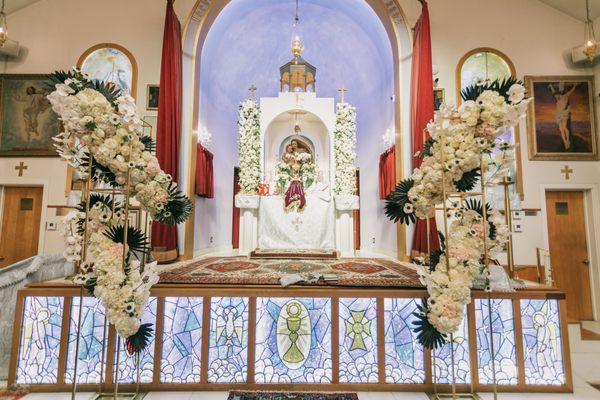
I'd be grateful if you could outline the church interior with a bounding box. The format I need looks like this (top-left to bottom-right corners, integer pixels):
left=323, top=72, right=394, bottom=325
left=1, top=0, right=600, bottom=399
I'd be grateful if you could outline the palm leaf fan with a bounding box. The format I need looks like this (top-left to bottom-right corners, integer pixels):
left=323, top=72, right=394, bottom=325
left=419, top=137, right=435, bottom=160
left=126, top=323, right=154, bottom=355
left=411, top=300, right=448, bottom=349
left=489, top=76, right=523, bottom=102
left=76, top=194, right=119, bottom=235
left=155, top=182, right=193, bottom=225
left=104, top=225, right=149, bottom=256
left=454, top=168, right=480, bottom=192
left=384, top=179, right=416, bottom=225
left=88, top=79, right=122, bottom=107
left=464, top=198, right=497, bottom=240
left=140, top=135, right=156, bottom=152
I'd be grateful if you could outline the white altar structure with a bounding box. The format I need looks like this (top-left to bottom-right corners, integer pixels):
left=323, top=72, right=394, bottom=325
left=235, top=38, right=359, bottom=257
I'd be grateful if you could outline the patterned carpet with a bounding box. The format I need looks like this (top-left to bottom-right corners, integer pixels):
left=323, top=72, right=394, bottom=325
left=228, top=392, right=358, bottom=400
left=159, top=256, right=423, bottom=287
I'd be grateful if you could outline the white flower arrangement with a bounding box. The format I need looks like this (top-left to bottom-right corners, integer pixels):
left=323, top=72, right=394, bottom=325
left=237, top=99, right=262, bottom=194
left=386, top=80, right=531, bottom=347
left=47, top=68, right=192, bottom=349
left=333, top=102, right=357, bottom=195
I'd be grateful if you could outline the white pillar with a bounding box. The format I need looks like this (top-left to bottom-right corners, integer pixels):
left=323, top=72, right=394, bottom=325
left=334, top=195, right=360, bottom=258
left=235, top=194, right=260, bottom=256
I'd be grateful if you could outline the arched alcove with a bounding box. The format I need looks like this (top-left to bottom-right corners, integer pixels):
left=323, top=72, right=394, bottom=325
left=180, top=0, right=413, bottom=259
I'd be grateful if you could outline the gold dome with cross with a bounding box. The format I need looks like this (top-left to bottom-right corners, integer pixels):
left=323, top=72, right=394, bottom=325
left=280, top=35, right=316, bottom=93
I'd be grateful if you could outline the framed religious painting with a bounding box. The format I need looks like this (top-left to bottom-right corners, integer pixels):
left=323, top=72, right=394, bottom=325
left=0, top=74, right=59, bottom=157
left=77, top=43, right=138, bottom=98
left=146, top=84, right=159, bottom=110
left=433, top=88, right=445, bottom=111
left=525, top=75, right=598, bottom=161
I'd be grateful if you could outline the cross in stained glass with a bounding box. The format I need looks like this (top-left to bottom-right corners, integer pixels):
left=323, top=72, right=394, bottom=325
left=345, top=310, right=372, bottom=351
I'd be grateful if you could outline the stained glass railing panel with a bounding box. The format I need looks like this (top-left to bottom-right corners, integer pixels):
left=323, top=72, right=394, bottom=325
left=16, top=296, right=64, bottom=384
left=208, top=297, right=249, bottom=383
left=474, top=298, right=518, bottom=385
left=65, top=296, right=108, bottom=384
left=520, top=299, right=565, bottom=385
left=433, top=306, right=471, bottom=384
left=338, top=298, right=378, bottom=383
left=255, top=297, right=332, bottom=383
left=383, top=298, right=425, bottom=384
left=114, top=297, right=157, bottom=384
left=161, top=297, right=203, bottom=383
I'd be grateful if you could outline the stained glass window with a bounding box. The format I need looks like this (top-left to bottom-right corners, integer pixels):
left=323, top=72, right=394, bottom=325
left=339, top=298, right=378, bottom=383
left=16, top=296, right=64, bottom=384
left=460, top=51, right=511, bottom=91
left=383, top=298, right=425, bottom=384
left=255, top=297, right=332, bottom=383
left=65, top=296, right=108, bottom=384
left=208, top=297, right=249, bottom=383
left=114, top=297, right=157, bottom=384
left=520, top=299, right=565, bottom=385
left=474, top=298, right=518, bottom=385
left=433, top=306, right=471, bottom=384
left=161, top=297, right=203, bottom=383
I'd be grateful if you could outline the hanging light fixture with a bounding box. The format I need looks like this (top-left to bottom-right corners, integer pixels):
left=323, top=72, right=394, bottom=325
left=291, top=0, right=303, bottom=58
left=0, top=0, right=7, bottom=47
left=583, top=0, right=597, bottom=62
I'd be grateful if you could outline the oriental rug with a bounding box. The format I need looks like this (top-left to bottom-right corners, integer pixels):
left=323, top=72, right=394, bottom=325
left=227, top=392, right=358, bottom=400
left=159, top=256, right=422, bottom=288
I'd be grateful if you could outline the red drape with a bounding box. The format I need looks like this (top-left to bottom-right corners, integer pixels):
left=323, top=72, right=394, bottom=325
left=410, top=1, right=440, bottom=258
left=232, top=168, right=240, bottom=249
left=378, top=145, right=396, bottom=200
left=151, top=0, right=182, bottom=259
left=195, top=143, right=214, bottom=198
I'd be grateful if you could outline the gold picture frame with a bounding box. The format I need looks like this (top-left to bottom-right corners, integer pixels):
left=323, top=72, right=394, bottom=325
left=525, top=75, right=598, bottom=161
left=433, top=88, right=445, bottom=111
left=0, top=74, right=60, bottom=157
left=146, top=84, right=159, bottom=111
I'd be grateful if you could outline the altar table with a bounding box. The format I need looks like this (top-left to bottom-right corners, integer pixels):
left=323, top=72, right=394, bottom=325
left=258, top=194, right=335, bottom=250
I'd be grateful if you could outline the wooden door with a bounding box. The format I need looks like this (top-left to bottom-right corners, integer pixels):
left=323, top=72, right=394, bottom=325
left=545, top=191, right=593, bottom=321
left=0, top=186, right=43, bottom=268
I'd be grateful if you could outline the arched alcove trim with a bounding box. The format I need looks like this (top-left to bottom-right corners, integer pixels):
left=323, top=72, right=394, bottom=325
left=180, top=0, right=412, bottom=260
left=456, top=47, right=524, bottom=199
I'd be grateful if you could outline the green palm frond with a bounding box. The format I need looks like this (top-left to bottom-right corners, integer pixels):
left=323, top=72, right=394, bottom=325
left=464, top=198, right=497, bottom=240
left=126, top=323, right=154, bottom=354
left=89, top=80, right=122, bottom=106
left=461, top=76, right=523, bottom=103
left=455, top=168, right=480, bottom=192
left=419, top=137, right=435, bottom=160
left=140, top=135, right=156, bottom=152
left=155, top=182, right=193, bottom=225
left=104, top=225, right=149, bottom=256
left=412, top=300, right=448, bottom=349
left=385, top=179, right=416, bottom=225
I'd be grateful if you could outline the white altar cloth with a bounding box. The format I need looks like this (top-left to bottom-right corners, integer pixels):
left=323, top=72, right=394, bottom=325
left=258, top=194, right=335, bottom=250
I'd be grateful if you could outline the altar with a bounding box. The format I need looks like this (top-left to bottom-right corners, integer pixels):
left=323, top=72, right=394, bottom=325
left=235, top=37, right=359, bottom=257
left=258, top=194, right=335, bottom=250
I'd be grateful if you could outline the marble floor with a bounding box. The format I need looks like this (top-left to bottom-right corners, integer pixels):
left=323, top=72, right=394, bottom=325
left=4, top=324, right=599, bottom=400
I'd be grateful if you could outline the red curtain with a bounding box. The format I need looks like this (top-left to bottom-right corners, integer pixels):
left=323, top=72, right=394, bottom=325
left=232, top=168, right=240, bottom=249
left=410, top=1, right=440, bottom=258
left=151, top=0, right=182, bottom=261
left=195, top=144, right=214, bottom=198
left=379, top=145, right=396, bottom=200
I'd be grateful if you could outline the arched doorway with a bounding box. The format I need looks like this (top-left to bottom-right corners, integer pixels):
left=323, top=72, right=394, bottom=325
left=179, top=0, right=413, bottom=260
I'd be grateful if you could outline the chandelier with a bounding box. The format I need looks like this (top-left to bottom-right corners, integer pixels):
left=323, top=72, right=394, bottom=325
left=583, top=0, right=597, bottom=61
left=0, top=0, right=7, bottom=47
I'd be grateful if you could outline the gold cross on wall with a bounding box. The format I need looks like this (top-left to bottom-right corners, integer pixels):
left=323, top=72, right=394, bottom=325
left=248, top=84, right=257, bottom=99
left=338, top=86, right=347, bottom=103
left=561, top=165, right=573, bottom=180
left=15, top=161, right=28, bottom=176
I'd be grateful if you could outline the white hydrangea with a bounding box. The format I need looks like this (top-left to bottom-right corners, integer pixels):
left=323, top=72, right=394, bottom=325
left=333, top=102, right=357, bottom=195
left=237, top=99, right=261, bottom=194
